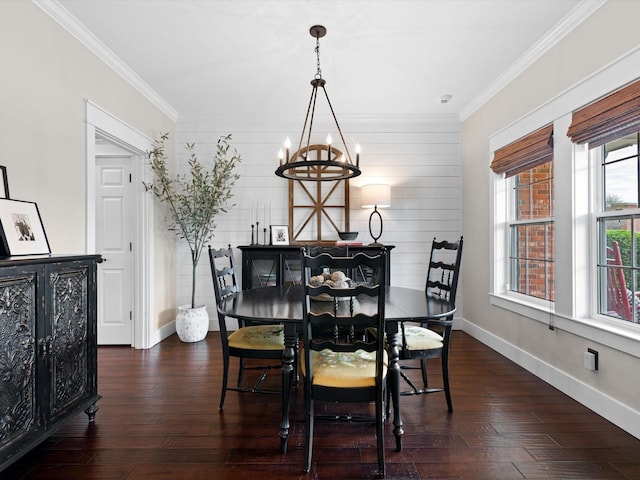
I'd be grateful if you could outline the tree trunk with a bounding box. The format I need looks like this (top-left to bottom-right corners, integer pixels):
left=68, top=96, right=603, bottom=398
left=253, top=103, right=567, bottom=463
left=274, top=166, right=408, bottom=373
left=191, top=262, right=197, bottom=308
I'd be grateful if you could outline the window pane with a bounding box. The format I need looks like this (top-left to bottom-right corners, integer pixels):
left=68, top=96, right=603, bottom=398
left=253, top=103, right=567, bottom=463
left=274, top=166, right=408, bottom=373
left=599, top=265, right=632, bottom=321
left=510, top=222, right=554, bottom=301
left=603, top=133, right=639, bottom=211
left=597, top=215, right=639, bottom=323
left=514, top=162, right=553, bottom=220
left=604, top=159, right=638, bottom=210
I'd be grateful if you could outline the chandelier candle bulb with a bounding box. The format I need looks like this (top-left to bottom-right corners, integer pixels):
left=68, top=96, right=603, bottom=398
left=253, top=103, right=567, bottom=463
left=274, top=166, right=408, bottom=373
left=284, top=137, right=291, bottom=162
left=278, top=149, right=284, bottom=166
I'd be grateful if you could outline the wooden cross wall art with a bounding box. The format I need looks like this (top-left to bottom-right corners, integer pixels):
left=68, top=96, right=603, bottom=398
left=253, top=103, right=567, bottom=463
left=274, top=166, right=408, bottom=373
left=288, top=144, right=351, bottom=243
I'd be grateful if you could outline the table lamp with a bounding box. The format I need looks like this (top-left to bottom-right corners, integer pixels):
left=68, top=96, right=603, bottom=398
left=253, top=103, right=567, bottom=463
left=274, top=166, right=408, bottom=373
left=361, top=184, right=391, bottom=246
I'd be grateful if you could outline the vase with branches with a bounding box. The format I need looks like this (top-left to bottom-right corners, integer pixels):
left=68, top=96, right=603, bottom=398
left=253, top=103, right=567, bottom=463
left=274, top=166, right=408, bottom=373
left=144, top=133, right=241, bottom=340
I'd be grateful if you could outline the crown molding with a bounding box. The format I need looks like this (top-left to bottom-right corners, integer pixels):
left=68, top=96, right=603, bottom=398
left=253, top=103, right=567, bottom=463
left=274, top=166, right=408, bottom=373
left=459, top=0, right=607, bottom=121
left=33, top=0, right=179, bottom=122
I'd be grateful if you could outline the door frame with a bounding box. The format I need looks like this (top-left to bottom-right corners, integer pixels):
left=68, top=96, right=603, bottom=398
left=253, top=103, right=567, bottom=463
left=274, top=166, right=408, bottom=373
left=85, top=100, right=154, bottom=349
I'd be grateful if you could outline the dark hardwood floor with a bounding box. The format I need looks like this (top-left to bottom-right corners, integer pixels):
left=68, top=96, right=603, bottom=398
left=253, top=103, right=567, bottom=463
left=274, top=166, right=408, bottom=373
left=5, top=331, right=640, bottom=479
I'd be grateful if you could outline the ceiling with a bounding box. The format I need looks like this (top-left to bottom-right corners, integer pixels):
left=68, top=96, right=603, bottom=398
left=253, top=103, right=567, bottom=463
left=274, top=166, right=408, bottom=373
left=52, top=0, right=599, bottom=122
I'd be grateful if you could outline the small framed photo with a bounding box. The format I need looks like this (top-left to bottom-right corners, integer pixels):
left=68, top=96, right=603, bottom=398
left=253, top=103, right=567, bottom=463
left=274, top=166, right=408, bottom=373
left=0, top=199, right=50, bottom=256
left=271, top=225, right=290, bottom=246
left=0, top=166, right=9, bottom=199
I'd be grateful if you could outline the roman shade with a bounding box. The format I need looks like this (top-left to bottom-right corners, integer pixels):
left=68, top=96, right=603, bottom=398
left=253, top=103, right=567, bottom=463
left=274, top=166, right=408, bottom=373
left=567, top=78, right=640, bottom=148
left=490, top=124, right=553, bottom=177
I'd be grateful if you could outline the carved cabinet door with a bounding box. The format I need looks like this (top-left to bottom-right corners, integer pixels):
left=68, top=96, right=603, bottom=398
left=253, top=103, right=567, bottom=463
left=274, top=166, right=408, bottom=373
left=0, top=266, right=43, bottom=455
left=45, top=261, right=98, bottom=425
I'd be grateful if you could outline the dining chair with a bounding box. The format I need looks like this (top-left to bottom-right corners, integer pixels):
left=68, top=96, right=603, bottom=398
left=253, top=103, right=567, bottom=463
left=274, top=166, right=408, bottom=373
left=398, top=236, right=463, bottom=412
left=301, top=249, right=388, bottom=477
left=208, top=245, right=285, bottom=411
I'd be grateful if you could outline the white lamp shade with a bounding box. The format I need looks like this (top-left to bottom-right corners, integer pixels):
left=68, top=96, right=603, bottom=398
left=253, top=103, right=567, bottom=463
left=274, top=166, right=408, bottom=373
left=361, top=184, right=391, bottom=208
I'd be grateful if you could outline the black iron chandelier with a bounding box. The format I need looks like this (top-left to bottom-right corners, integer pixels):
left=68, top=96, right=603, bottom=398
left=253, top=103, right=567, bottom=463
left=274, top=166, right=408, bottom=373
left=275, top=25, right=362, bottom=182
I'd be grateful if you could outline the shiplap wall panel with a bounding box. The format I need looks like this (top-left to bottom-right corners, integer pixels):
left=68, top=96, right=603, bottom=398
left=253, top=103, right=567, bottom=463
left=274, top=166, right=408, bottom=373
left=174, top=115, right=462, bottom=326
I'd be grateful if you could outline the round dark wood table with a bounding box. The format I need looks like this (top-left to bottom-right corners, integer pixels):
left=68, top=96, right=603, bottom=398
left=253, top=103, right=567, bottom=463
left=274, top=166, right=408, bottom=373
left=218, top=284, right=456, bottom=453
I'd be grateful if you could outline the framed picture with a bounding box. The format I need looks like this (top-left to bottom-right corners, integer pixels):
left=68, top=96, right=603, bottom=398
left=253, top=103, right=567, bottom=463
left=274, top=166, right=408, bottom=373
left=271, top=225, right=290, bottom=246
left=0, top=166, right=9, bottom=199
left=0, top=199, right=50, bottom=256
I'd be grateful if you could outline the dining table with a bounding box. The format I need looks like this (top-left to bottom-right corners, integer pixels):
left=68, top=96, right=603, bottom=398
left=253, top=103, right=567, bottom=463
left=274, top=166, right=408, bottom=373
left=217, top=284, right=456, bottom=453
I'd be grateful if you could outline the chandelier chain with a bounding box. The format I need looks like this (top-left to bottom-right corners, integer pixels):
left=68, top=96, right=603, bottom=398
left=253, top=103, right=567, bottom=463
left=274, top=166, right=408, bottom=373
left=315, top=36, right=322, bottom=79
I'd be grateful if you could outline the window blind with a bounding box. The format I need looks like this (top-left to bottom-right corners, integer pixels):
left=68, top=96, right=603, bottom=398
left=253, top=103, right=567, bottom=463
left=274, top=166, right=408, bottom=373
left=567, top=78, right=640, bottom=148
left=490, top=124, right=553, bottom=177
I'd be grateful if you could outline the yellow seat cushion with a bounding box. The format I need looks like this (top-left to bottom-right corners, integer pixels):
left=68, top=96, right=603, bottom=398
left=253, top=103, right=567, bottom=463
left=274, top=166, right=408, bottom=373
left=228, top=324, right=284, bottom=350
left=302, top=349, right=388, bottom=388
left=403, top=325, right=443, bottom=350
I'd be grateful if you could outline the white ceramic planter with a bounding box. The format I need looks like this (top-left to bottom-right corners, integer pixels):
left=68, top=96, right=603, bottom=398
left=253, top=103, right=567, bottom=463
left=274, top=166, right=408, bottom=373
left=175, top=305, right=209, bottom=342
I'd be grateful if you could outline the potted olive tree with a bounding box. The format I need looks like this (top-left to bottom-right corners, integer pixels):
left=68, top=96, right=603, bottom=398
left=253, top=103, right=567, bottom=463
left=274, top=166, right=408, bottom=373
left=145, top=133, right=241, bottom=342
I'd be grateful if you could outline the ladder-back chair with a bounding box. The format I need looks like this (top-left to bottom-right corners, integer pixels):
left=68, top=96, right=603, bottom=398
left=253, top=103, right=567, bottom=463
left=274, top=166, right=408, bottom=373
left=301, top=249, right=388, bottom=477
left=398, top=236, right=463, bottom=412
left=209, top=245, right=285, bottom=411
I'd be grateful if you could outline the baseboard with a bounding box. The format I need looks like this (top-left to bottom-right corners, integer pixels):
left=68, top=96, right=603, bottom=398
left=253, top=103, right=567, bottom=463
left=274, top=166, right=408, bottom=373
left=153, top=320, right=176, bottom=347
left=462, top=319, right=640, bottom=440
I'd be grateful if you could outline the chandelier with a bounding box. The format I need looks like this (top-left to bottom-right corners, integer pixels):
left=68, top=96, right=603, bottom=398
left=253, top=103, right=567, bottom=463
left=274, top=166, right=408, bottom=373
left=275, top=25, right=362, bottom=182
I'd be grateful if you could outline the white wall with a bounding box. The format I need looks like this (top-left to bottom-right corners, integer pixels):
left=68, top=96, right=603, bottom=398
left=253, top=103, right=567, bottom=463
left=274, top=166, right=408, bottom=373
left=462, top=0, right=640, bottom=437
left=0, top=1, right=176, bottom=335
left=175, top=114, right=462, bottom=324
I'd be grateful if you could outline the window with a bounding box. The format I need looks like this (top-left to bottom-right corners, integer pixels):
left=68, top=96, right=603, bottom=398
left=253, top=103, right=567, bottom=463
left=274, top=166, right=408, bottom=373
left=597, top=132, right=640, bottom=323
left=567, top=78, right=640, bottom=324
left=491, top=124, right=555, bottom=302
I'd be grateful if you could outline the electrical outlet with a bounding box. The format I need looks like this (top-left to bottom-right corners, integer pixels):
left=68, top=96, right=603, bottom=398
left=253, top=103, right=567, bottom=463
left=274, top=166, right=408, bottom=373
left=588, top=348, right=599, bottom=371
left=584, top=348, right=599, bottom=371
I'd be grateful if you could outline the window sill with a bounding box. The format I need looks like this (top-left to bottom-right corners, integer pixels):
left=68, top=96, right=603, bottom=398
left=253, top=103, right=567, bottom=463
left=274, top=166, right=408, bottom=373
left=489, top=293, right=640, bottom=359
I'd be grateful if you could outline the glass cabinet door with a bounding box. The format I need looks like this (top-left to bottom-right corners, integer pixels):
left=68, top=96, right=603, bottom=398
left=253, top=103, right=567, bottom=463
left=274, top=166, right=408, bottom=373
left=247, top=256, right=278, bottom=288
left=283, top=252, right=301, bottom=285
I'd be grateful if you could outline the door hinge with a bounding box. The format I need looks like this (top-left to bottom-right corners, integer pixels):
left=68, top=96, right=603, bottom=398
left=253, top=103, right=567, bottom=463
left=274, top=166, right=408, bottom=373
left=129, top=173, right=132, bottom=183
left=130, top=242, right=132, bottom=251
left=130, top=311, right=133, bottom=321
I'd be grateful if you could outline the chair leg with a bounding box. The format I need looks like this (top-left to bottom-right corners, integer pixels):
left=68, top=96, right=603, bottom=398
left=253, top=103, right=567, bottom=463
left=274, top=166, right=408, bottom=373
left=376, top=390, right=386, bottom=478
left=420, top=357, right=428, bottom=389
left=220, top=353, right=230, bottom=412
left=442, top=352, right=452, bottom=413
left=237, top=357, right=246, bottom=387
left=385, top=377, right=391, bottom=418
left=304, top=397, right=314, bottom=473
left=294, top=342, right=300, bottom=386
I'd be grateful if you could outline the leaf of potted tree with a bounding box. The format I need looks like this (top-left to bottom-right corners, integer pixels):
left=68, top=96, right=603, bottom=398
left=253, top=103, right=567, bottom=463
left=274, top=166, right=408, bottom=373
left=145, top=133, right=241, bottom=342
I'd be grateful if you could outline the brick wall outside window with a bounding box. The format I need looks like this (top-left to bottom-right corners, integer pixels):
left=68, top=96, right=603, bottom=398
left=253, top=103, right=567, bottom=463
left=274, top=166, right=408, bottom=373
left=511, top=162, right=554, bottom=301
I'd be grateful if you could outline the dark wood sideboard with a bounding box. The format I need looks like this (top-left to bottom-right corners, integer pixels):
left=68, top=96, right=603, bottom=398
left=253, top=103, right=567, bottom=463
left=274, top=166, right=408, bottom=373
left=0, top=254, right=102, bottom=472
left=238, top=244, right=394, bottom=289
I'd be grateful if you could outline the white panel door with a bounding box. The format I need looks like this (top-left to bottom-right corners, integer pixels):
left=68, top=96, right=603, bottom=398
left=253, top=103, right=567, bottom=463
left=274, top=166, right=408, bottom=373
left=96, top=156, right=133, bottom=345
